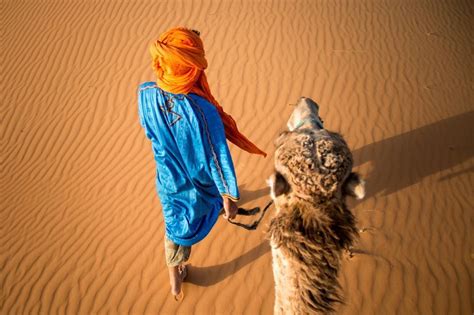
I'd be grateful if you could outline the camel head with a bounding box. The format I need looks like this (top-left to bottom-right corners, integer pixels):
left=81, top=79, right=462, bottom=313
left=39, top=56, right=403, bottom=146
left=268, top=97, right=364, bottom=211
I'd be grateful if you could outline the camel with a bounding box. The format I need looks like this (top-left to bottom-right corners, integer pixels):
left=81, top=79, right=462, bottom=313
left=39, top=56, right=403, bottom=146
left=267, top=97, right=365, bottom=314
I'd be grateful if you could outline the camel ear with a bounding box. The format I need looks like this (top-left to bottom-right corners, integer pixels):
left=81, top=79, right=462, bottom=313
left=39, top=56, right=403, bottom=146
left=342, top=172, right=366, bottom=199
left=267, top=171, right=291, bottom=199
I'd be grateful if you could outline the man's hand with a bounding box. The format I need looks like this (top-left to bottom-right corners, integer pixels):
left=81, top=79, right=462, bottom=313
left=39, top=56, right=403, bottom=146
left=223, top=197, right=238, bottom=220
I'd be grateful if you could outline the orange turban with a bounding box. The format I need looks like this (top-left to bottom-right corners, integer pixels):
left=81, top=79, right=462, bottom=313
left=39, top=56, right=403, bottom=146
left=149, top=27, right=266, bottom=157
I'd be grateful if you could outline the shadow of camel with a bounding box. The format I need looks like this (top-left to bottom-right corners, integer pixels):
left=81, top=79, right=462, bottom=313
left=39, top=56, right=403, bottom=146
left=186, top=241, right=271, bottom=287
left=352, top=111, right=474, bottom=197
left=238, top=185, right=270, bottom=205
left=184, top=112, right=473, bottom=286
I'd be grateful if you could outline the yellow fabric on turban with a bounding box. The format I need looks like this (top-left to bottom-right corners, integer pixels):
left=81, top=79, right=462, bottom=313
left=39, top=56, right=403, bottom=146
left=149, top=27, right=267, bottom=157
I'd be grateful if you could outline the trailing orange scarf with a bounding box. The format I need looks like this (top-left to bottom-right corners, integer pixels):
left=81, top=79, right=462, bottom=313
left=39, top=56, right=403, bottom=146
left=149, top=27, right=266, bottom=157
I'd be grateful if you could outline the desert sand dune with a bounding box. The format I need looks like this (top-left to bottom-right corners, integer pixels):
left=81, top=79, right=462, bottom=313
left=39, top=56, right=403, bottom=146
left=1, top=0, right=472, bottom=314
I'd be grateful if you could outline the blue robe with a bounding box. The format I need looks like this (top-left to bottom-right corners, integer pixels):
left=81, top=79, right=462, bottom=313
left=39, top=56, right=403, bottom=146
left=138, top=81, right=239, bottom=246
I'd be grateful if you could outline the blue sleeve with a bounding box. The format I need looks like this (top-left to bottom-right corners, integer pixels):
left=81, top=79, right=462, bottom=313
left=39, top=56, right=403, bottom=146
left=189, top=97, right=240, bottom=201
left=137, top=83, right=157, bottom=140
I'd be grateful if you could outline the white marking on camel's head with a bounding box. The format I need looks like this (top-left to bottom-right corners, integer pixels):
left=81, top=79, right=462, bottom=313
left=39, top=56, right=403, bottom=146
left=287, top=97, right=324, bottom=131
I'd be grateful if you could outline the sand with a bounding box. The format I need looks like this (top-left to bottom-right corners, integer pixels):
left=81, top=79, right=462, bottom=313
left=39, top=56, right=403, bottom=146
left=1, top=0, right=472, bottom=314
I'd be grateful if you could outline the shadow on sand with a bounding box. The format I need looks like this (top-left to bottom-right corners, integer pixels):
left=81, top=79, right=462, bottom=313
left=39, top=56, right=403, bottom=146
left=238, top=185, right=269, bottom=205
left=186, top=241, right=271, bottom=287
left=353, top=111, right=473, bottom=197
left=186, top=111, right=473, bottom=286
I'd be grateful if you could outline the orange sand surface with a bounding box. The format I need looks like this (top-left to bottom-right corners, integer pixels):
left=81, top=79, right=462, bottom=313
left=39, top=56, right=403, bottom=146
left=1, top=1, right=472, bottom=314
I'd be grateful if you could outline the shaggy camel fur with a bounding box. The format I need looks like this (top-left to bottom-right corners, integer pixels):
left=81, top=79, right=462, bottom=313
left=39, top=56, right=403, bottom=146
left=268, top=97, right=364, bottom=314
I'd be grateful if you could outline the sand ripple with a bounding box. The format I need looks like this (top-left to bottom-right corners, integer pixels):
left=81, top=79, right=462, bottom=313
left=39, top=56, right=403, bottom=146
left=1, top=0, right=472, bottom=314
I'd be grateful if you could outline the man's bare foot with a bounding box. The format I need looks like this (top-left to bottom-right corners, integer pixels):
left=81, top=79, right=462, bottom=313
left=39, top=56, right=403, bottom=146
left=169, top=264, right=187, bottom=300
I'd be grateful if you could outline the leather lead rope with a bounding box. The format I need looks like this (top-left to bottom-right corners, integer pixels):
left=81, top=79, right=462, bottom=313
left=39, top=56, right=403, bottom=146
left=228, top=200, right=274, bottom=230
